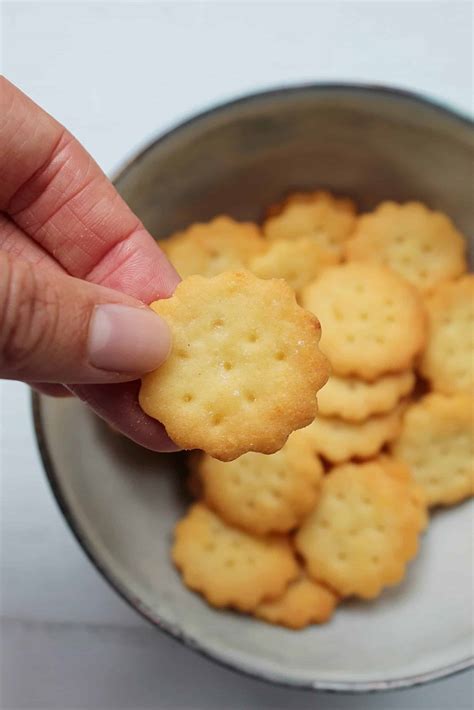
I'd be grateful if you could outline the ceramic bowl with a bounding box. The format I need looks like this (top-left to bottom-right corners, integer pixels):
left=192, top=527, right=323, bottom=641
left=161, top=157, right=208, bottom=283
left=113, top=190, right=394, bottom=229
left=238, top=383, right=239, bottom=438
left=34, top=84, right=473, bottom=692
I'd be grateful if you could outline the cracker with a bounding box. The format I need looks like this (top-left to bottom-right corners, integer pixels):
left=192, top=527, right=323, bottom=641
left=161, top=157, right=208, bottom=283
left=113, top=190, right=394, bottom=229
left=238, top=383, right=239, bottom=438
left=195, top=428, right=324, bottom=535
left=419, top=275, right=474, bottom=395
left=263, top=190, right=356, bottom=258
left=345, top=201, right=467, bottom=292
left=161, top=216, right=265, bottom=279
left=254, top=574, right=338, bottom=629
left=249, top=237, right=338, bottom=294
left=139, top=270, right=329, bottom=461
left=172, top=503, right=298, bottom=611
left=301, top=263, right=427, bottom=380
left=390, top=393, right=474, bottom=507
left=301, top=405, right=404, bottom=463
left=295, top=461, right=426, bottom=599
left=376, top=455, right=429, bottom=531
left=317, top=371, right=415, bottom=421
left=376, top=454, right=414, bottom=484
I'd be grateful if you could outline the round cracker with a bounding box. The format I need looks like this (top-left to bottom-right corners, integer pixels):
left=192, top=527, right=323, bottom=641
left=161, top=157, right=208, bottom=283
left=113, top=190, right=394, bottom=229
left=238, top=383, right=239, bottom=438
left=161, top=216, right=265, bottom=278
left=302, top=263, right=427, bottom=380
left=263, top=190, right=356, bottom=258
left=345, top=201, right=467, bottom=292
left=249, top=237, right=338, bottom=294
left=317, top=371, right=415, bottom=421
left=295, top=461, right=426, bottom=599
left=139, top=270, right=329, bottom=461
left=390, top=393, right=474, bottom=507
left=254, top=575, right=338, bottom=629
left=172, top=503, right=298, bottom=611
left=375, top=455, right=429, bottom=531
left=419, top=275, right=474, bottom=395
left=196, top=428, right=324, bottom=535
left=301, top=405, right=404, bottom=463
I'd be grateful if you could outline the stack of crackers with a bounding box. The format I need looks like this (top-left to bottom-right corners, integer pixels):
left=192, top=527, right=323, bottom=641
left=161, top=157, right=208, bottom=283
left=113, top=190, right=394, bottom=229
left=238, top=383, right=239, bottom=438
left=140, top=192, right=473, bottom=630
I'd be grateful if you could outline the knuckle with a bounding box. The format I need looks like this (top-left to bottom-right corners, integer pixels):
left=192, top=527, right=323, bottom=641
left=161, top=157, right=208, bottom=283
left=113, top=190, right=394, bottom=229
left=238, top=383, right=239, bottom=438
left=0, top=252, right=60, bottom=375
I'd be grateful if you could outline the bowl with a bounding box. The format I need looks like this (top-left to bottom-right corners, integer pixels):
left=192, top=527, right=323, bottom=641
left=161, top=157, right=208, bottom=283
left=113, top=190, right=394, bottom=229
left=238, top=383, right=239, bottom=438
left=34, top=84, right=474, bottom=692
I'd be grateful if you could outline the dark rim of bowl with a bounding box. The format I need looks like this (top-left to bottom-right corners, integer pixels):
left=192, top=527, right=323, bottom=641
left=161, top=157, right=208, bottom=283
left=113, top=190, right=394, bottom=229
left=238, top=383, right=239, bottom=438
left=33, top=83, right=474, bottom=694
left=111, top=81, right=473, bottom=185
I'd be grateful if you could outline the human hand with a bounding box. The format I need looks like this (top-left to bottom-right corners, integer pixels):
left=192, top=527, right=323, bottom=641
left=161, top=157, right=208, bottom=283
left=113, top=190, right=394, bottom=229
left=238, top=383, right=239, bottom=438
left=0, top=77, right=181, bottom=451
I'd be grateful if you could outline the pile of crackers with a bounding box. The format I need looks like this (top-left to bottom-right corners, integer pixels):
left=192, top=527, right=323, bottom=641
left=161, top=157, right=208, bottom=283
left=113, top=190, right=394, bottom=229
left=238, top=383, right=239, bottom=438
left=145, top=193, right=473, bottom=629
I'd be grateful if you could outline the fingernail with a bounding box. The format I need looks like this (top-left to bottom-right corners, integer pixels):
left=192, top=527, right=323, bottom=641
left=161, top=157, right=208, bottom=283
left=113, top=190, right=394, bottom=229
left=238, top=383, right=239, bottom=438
left=88, top=305, right=171, bottom=373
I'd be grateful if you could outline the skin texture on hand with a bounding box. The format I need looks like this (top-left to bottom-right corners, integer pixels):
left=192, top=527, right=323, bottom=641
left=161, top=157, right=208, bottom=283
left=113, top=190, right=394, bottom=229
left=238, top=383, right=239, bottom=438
left=0, top=76, right=181, bottom=451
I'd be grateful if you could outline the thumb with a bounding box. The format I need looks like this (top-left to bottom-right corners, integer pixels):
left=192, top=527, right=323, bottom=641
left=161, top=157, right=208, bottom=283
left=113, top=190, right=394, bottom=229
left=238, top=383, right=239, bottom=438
left=0, top=251, right=171, bottom=384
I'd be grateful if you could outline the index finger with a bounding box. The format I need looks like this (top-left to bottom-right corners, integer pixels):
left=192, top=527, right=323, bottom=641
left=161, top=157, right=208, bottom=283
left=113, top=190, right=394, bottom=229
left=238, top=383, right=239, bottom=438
left=0, top=77, right=179, bottom=302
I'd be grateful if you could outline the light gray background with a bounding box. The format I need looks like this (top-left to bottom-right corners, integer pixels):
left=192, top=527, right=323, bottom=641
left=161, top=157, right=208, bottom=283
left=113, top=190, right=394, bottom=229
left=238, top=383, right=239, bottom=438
left=0, top=1, right=473, bottom=708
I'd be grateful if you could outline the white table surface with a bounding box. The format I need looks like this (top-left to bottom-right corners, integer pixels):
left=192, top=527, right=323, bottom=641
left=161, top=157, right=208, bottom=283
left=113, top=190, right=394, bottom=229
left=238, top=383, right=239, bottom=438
left=1, top=2, right=473, bottom=708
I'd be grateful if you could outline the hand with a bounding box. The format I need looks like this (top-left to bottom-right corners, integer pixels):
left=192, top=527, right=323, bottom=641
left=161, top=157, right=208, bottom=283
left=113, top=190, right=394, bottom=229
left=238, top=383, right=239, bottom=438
left=0, top=77, right=181, bottom=451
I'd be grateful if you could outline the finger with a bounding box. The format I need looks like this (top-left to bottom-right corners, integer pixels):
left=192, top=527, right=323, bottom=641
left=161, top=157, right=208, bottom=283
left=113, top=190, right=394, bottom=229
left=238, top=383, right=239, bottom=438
left=0, top=216, right=175, bottom=439
left=71, top=381, right=180, bottom=453
left=29, top=383, right=72, bottom=397
left=0, top=251, right=171, bottom=384
left=0, top=77, right=179, bottom=301
left=85, top=228, right=180, bottom=303
left=0, top=79, right=180, bottom=449
left=0, top=213, right=62, bottom=273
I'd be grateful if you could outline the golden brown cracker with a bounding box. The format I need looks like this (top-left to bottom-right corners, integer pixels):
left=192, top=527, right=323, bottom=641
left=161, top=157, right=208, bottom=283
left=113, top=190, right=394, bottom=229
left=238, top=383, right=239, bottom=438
left=317, top=371, right=415, bottom=421
left=195, top=428, right=324, bottom=535
left=161, top=216, right=265, bottom=278
left=254, top=575, right=338, bottom=629
left=301, top=405, right=405, bottom=463
left=375, top=455, right=429, bottom=531
left=302, top=263, right=427, bottom=380
left=390, top=393, right=474, bottom=507
left=295, top=461, right=426, bottom=599
left=263, top=190, right=356, bottom=258
left=345, top=201, right=467, bottom=292
left=249, top=237, right=338, bottom=294
left=139, top=270, right=329, bottom=461
left=419, top=275, right=474, bottom=395
left=172, top=503, right=299, bottom=611
left=376, top=454, right=414, bottom=484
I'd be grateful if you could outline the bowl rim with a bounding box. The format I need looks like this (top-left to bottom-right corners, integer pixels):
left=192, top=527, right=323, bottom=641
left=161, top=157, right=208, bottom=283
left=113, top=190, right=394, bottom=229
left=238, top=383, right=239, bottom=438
left=33, top=82, right=474, bottom=693
left=111, top=81, right=473, bottom=187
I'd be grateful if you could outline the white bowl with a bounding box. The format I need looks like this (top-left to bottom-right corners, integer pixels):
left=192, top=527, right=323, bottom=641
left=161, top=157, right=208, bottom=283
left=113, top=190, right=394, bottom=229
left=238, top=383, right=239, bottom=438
left=34, top=84, right=474, bottom=692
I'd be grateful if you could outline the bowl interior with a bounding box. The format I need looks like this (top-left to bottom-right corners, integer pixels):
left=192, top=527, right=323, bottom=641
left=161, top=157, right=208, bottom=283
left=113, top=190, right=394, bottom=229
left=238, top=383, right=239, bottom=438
left=37, top=86, right=474, bottom=690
